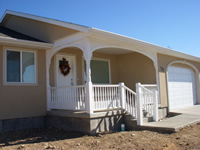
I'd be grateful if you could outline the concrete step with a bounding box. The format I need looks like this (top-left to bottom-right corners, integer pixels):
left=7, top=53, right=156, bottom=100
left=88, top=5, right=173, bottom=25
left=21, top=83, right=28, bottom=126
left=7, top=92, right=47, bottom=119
left=143, top=116, right=153, bottom=123
left=143, top=110, right=153, bottom=118
left=124, top=113, right=153, bottom=131
left=128, top=116, right=153, bottom=123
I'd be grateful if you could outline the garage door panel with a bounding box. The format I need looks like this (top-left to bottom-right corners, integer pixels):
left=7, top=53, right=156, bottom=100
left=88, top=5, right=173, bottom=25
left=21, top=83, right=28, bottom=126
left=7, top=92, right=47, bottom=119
left=168, top=66, right=197, bottom=110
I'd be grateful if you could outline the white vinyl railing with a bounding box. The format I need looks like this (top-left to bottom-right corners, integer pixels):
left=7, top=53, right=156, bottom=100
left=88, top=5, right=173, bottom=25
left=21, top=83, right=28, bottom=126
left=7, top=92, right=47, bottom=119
left=142, top=84, right=157, bottom=92
left=123, top=85, right=137, bottom=118
left=49, top=85, right=86, bottom=110
left=136, top=83, right=158, bottom=125
left=93, top=84, right=121, bottom=110
left=143, top=84, right=160, bottom=104
left=140, top=86, right=154, bottom=116
left=48, top=82, right=158, bottom=125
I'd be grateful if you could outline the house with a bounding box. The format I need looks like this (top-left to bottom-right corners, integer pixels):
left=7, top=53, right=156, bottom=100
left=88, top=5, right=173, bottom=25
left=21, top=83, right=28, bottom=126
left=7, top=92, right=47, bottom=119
left=0, top=10, right=199, bottom=134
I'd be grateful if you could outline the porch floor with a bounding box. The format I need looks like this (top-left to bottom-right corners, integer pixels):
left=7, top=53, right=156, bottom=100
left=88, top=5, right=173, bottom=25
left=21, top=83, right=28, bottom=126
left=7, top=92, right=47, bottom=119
left=142, top=105, right=200, bottom=133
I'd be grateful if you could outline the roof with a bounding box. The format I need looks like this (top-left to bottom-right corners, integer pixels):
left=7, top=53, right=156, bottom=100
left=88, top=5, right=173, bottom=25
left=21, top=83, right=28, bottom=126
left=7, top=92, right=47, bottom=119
left=0, top=10, right=89, bottom=43
left=0, top=10, right=199, bottom=61
left=0, top=10, right=90, bottom=33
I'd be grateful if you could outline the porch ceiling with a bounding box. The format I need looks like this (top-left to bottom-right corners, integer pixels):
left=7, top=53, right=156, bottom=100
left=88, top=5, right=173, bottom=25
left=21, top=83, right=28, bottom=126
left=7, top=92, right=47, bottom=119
left=94, top=48, right=133, bottom=55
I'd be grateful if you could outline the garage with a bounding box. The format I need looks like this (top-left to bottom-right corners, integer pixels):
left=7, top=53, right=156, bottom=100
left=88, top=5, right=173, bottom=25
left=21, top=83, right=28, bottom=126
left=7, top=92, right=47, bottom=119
left=167, top=65, right=197, bottom=110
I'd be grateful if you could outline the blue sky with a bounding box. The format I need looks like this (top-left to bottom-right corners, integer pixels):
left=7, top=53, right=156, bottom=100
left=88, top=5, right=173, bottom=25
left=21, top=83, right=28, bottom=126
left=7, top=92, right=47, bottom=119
left=0, top=0, right=199, bottom=57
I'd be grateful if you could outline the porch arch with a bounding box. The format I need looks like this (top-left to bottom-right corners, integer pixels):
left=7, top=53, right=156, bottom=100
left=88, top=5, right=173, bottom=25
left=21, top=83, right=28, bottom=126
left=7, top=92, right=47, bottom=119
left=47, top=44, right=85, bottom=64
left=48, top=46, right=86, bottom=87
left=91, top=46, right=156, bottom=65
left=91, top=46, right=158, bottom=91
left=46, top=44, right=93, bottom=112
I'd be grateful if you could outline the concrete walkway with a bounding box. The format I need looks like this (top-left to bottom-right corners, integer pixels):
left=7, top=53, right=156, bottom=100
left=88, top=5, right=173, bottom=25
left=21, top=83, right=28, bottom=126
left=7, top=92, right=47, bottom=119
left=142, top=105, right=200, bottom=133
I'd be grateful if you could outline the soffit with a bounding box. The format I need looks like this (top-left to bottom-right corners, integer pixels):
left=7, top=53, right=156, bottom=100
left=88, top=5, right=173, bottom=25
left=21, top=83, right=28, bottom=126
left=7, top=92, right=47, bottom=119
left=94, top=48, right=133, bottom=55
left=0, top=26, right=44, bottom=42
left=1, top=14, right=80, bottom=43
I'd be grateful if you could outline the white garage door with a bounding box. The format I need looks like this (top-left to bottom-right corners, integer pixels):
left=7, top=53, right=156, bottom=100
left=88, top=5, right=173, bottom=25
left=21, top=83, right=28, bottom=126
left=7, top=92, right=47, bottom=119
left=168, top=66, right=197, bottom=110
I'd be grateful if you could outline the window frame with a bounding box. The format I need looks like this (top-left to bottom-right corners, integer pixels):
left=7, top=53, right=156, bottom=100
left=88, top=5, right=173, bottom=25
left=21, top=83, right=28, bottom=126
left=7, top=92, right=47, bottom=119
left=82, top=57, right=111, bottom=84
left=3, top=47, right=38, bottom=86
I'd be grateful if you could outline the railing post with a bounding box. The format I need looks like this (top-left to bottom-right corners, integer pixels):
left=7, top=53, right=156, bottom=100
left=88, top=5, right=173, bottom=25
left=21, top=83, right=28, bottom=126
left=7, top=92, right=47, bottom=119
left=136, top=82, right=143, bottom=125
left=47, top=86, right=51, bottom=111
left=46, top=57, right=51, bottom=111
left=153, top=91, right=158, bottom=121
left=119, top=82, right=125, bottom=109
left=86, top=81, right=93, bottom=114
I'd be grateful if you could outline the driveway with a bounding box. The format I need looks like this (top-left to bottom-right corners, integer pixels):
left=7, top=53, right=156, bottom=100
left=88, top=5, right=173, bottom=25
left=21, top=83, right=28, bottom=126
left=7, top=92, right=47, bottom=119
left=142, top=105, right=200, bottom=132
left=170, top=105, right=200, bottom=115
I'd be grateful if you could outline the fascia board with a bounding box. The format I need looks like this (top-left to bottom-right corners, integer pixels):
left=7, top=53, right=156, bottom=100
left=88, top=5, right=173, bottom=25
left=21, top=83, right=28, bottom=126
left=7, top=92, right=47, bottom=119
left=0, top=10, right=8, bottom=24
left=155, top=47, right=200, bottom=62
left=1, top=10, right=90, bottom=33
left=89, top=28, right=200, bottom=62
left=0, top=36, right=53, bottom=49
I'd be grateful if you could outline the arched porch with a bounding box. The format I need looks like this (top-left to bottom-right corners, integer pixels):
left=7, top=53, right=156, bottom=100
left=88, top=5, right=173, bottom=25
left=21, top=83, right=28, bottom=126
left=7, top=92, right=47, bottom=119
left=46, top=42, right=158, bottom=115
left=91, top=47, right=157, bottom=91
left=47, top=46, right=86, bottom=111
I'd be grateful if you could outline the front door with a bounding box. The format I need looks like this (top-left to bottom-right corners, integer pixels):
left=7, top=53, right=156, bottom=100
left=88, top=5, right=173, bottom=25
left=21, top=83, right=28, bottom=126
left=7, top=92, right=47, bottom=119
left=56, top=54, right=76, bottom=87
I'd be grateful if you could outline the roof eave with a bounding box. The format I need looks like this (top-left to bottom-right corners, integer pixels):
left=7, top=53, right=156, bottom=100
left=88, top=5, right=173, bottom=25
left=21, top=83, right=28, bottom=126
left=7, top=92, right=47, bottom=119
left=89, top=28, right=200, bottom=62
left=1, top=10, right=90, bottom=33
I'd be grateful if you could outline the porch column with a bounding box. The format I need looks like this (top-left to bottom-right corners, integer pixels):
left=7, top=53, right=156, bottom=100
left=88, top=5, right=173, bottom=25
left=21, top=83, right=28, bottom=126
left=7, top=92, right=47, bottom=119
left=84, top=40, right=93, bottom=114
left=85, top=59, right=93, bottom=114
left=46, top=51, right=51, bottom=111
left=152, top=53, right=160, bottom=105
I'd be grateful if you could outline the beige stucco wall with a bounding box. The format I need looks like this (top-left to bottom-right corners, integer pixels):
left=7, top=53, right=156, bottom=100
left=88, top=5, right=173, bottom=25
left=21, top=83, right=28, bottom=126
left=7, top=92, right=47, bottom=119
left=157, top=53, right=200, bottom=108
left=0, top=45, right=46, bottom=120
left=92, top=52, right=156, bottom=91
left=118, top=52, right=156, bottom=91
left=92, top=51, right=156, bottom=91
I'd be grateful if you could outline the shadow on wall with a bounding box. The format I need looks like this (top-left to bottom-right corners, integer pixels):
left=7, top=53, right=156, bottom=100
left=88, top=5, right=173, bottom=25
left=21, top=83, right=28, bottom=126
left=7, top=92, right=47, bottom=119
left=90, top=110, right=124, bottom=135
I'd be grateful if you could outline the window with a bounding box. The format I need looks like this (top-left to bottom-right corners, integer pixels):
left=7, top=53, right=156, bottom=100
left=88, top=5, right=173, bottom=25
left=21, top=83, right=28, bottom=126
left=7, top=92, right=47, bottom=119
left=91, top=59, right=110, bottom=83
left=84, top=59, right=110, bottom=84
left=6, top=50, right=36, bottom=84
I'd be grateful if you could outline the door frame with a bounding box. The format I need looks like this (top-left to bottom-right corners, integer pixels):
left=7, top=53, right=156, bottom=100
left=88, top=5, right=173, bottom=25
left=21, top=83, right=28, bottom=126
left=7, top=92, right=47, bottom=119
left=54, top=53, right=76, bottom=86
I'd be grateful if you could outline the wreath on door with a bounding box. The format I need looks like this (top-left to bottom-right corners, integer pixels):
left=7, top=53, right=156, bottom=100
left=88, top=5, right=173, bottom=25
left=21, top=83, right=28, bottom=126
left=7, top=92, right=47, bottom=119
left=59, top=57, right=71, bottom=76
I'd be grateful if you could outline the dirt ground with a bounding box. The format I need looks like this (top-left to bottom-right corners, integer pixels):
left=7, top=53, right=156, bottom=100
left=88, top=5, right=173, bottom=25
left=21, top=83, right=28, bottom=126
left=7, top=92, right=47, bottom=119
left=0, top=122, right=199, bottom=150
